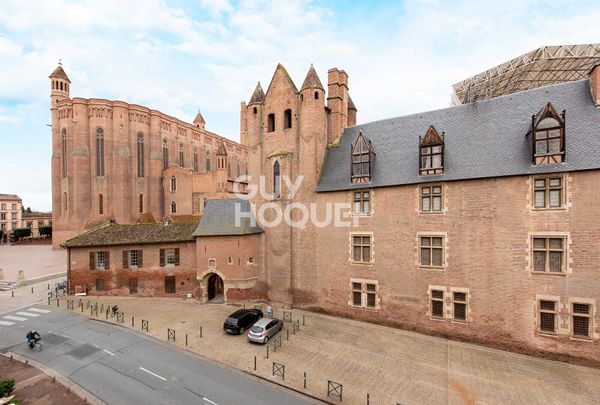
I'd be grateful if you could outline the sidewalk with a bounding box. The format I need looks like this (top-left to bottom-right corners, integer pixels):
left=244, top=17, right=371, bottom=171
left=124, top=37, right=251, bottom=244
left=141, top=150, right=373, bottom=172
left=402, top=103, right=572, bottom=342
left=49, top=296, right=600, bottom=405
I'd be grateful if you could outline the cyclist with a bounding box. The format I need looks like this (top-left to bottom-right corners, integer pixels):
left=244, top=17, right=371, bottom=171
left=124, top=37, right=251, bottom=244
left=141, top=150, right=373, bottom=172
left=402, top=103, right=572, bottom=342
left=26, top=330, right=41, bottom=349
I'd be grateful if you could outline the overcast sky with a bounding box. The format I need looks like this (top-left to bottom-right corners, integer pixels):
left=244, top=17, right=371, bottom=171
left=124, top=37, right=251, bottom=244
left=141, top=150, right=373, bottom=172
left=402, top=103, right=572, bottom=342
left=0, top=0, right=598, bottom=211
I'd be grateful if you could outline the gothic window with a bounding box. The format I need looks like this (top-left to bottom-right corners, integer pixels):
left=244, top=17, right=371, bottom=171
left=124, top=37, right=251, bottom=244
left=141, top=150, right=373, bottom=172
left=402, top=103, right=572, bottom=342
left=162, top=138, right=169, bottom=170
left=267, top=113, right=275, bottom=132
left=171, top=201, right=177, bottom=214
left=98, top=194, right=104, bottom=215
left=61, top=128, right=67, bottom=178
left=179, top=143, right=184, bottom=167
left=96, top=127, right=105, bottom=176
left=284, top=109, right=292, bottom=129
left=273, top=161, right=281, bottom=199
left=63, top=192, right=68, bottom=212
left=205, top=150, right=211, bottom=171
left=419, top=126, right=444, bottom=175
left=170, top=176, right=177, bottom=192
left=193, top=148, right=199, bottom=173
left=532, top=103, right=565, bottom=165
left=351, top=131, right=374, bottom=183
left=137, top=133, right=144, bottom=178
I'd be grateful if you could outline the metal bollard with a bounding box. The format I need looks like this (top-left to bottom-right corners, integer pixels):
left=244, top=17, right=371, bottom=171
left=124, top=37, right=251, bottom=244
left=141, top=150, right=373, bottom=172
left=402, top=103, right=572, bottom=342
left=286, top=329, right=289, bottom=341
left=266, top=345, right=269, bottom=359
left=48, top=297, right=50, bottom=305
left=304, top=372, right=307, bottom=389
left=132, top=316, right=134, bottom=327
left=303, top=315, right=305, bottom=326
left=31, top=287, right=34, bottom=294
left=11, top=290, right=14, bottom=298
left=56, top=298, right=59, bottom=307
left=367, top=393, right=370, bottom=405
left=186, top=334, right=188, bottom=347
left=200, top=326, right=203, bottom=338
left=254, top=356, right=257, bottom=370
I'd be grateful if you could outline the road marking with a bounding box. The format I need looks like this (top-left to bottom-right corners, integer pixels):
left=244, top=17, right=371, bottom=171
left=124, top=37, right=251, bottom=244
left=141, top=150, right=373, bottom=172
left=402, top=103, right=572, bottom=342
left=50, top=332, right=70, bottom=339
left=203, top=397, right=218, bottom=405
left=4, top=315, right=27, bottom=321
left=103, top=349, right=115, bottom=356
left=139, top=367, right=167, bottom=381
left=0, top=320, right=15, bottom=326
left=29, top=308, right=51, bottom=314
left=16, top=311, right=40, bottom=317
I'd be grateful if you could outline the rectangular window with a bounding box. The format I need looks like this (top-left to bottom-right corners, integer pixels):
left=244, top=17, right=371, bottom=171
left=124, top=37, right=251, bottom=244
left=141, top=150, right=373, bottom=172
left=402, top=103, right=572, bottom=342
left=532, top=237, right=565, bottom=273
left=421, top=185, right=442, bottom=212
left=352, top=235, right=371, bottom=263
left=0, top=213, right=5, bottom=220
left=353, top=190, right=370, bottom=215
left=452, top=292, right=467, bottom=321
left=351, top=281, right=377, bottom=309
left=572, top=303, right=592, bottom=338
left=26, top=221, right=33, bottom=228
left=96, top=252, right=106, bottom=269
left=539, top=300, right=557, bottom=333
left=95, top=278, right=104, bottom=291
left=431, top=290, right=445, bottom=319
left=420, top=236, right=444, bottom=267
left=129, top=250, right=139, bottom=267
left=11, top=213, right=16, bottom=220
left=1, top=204, right=5, bottom=210
left=534, top=176, right=563, bottom=208
left=166, top=249, right=175, bottom=265
left=11, top=204, right=16, bottom=210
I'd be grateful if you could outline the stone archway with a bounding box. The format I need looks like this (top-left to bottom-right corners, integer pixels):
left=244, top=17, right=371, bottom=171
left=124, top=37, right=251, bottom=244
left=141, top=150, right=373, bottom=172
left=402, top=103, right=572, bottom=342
left=207, top=273, right=224, bottom=302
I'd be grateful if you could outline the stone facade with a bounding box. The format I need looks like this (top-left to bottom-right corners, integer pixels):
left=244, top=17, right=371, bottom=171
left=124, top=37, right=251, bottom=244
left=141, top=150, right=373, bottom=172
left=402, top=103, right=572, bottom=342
left=0, top=194, right=22, bottom=243
left=21, top=211, right=52, bottom=238
left=49, top=64, right=248, bottom=248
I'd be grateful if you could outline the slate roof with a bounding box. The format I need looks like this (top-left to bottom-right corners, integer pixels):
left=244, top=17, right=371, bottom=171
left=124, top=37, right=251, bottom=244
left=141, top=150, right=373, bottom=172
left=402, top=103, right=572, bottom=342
left=63, top=222, right=198, bottom=248
left=49, top=65, right=70, bottom=82
left=316, top=79, right=600, bottom=192
left=193, top=199, right=263, bottom=236
left=301, top=65, right=324, bottom=91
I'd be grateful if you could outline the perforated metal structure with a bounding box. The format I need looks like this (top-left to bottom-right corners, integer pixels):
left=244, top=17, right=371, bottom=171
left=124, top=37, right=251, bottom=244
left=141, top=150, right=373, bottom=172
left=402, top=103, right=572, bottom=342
left=452, top=44, right=600, bottom=105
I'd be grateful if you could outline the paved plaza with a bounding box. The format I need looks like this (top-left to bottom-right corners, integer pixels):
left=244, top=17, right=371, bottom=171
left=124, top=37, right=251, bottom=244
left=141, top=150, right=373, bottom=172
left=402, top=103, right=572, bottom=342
left=0, top=245, right=66, bottom=282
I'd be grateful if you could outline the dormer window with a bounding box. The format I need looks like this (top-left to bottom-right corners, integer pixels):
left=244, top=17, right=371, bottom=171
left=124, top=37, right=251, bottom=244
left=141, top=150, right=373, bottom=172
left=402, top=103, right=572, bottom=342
left=532, top=103, right=565, bottom=165
left=351, top=131, right=374, bottom=183
left=419, top=126, right=444, bottom=175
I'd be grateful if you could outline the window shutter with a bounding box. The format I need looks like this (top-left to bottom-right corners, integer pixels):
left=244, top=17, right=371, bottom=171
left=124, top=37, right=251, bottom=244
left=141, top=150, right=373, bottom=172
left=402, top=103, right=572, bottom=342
left=123, top=250, right=129, bottom=269
left=138, top=250, right=143, bottom=268
left=160, top=249, right=165, bottom=267
left=105, top=251, right=110, bottom=269
left=174, top=248, right=180, bottom=266
left=89, top=252, right=95, bottom=270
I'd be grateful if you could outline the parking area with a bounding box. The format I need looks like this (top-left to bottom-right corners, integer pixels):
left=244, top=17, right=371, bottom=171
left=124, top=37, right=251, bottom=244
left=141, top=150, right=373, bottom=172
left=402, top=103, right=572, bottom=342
left=49, top=296, right=600, bottom=405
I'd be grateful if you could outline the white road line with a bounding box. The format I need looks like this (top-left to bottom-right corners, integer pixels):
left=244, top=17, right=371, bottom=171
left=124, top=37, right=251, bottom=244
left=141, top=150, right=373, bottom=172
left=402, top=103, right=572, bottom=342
left=4, top=315, right=27, bottom=321
left=203, top=397, right=218, bottom=405
left=103, top=349, right=115, bottom=356
left=50, top=332, right=70, bottom=339
left=16, top=311, right=40, bottom=317
left=139, top=367, right=167, bottom=381
left=29, top=308, right=51, bottom=314
left=0, top=321, right=15, bottom=326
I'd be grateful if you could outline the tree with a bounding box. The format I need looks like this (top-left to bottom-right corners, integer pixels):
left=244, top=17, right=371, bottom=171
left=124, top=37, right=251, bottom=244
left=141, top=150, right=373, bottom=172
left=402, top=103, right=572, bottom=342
left=0, top=377, right=15, bottom=396
left=39, top=226, right=52, bottom=238
left=13, top=228, right=31, bottom=241
left=26, top=207, right=32, bottom=213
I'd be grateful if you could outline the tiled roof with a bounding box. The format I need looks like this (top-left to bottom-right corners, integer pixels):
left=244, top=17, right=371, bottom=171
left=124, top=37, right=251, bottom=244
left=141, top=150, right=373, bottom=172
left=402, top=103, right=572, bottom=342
left=317, top=79, right=600, bottom=192
left=63, top=222, right=198, bottom=248
left=22, top=211, right=52, bottom=218
left=301, top=65, right=324, bottom=91
left=249, top=82, right=266, bottom=104
left=193, top=199, right=263, bottom=236
left=0, top=194, right=21, bottom=200
left=49, top=65, right=70, bottom=82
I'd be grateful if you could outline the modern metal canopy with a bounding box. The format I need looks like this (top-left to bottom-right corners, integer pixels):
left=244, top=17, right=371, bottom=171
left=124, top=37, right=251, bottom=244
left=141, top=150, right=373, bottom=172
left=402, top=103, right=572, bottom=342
left=452, top=44, right=600, bottom=105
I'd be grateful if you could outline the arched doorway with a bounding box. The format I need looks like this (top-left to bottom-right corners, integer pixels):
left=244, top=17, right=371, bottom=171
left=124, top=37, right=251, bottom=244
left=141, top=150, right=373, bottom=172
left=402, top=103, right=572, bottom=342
left=207, top=273, right=224, bottom=302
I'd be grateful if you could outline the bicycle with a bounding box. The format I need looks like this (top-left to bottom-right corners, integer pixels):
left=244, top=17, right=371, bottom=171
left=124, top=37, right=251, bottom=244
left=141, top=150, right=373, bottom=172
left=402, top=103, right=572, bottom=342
left=27, top=338, right=42, bottom=352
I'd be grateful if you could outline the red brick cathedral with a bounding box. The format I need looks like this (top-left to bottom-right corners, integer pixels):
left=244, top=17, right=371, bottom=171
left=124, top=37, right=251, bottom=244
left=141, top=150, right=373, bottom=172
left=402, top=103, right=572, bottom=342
left=57, top=45, right=600, bottom=363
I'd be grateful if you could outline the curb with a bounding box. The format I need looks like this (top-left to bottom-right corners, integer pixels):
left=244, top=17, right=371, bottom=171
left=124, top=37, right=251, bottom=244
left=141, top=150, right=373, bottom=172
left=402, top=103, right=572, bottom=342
left=2, top=352, right=106, bottom=405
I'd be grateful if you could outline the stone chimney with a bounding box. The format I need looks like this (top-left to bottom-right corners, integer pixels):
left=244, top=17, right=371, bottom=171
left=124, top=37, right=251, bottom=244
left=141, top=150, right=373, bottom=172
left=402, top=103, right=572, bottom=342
left=591, top=64, right=600, bottom=107
left=327, top=68, right=349, bottom=145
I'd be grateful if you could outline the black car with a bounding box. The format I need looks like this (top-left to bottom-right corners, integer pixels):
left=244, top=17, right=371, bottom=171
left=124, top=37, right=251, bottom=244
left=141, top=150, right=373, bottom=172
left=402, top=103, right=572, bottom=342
left=223, top=309, right=263, bottom=334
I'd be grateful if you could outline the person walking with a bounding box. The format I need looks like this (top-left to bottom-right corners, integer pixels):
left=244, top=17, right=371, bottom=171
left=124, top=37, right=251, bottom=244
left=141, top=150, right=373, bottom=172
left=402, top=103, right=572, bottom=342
left=267, top=299, right=273, bottom=318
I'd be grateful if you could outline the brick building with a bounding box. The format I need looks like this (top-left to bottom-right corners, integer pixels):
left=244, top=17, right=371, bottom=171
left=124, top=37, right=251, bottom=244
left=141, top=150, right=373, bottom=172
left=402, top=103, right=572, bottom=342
left=62, top=49, right=600, bottom=363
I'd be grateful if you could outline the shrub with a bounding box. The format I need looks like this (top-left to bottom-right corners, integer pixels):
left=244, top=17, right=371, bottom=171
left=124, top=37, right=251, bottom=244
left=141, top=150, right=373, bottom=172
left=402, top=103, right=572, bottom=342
left=38, top=226, right=52, bottom=237
left=0, top=377, right=15, bottom=396
left=12, top=228, right=31, bottom=241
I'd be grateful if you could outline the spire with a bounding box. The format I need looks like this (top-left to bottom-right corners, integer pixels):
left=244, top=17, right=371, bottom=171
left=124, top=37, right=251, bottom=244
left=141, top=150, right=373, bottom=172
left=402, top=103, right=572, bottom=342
left=49, top=60, right=71, bottom=82
left=249, top=82, right=265, bottom=104
left=216, top=140, right=228, bottom=156
left=301, top=64, right=324, bottom=91
left=193, top=110, right=205, bottom=126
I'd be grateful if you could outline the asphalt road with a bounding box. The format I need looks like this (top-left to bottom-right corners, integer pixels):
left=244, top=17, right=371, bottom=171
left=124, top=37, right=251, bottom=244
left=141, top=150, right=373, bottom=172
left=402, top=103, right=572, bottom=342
left=0, top=304, right=317, bottom=405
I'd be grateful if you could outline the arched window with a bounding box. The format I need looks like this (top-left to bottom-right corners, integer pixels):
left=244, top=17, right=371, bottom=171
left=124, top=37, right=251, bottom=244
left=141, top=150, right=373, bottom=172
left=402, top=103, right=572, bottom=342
left=139, top=193, right=144, bottom=213
left=351, top=131, right=374, bottom=182
left=98, top=194, right=104, bottom=215
left=178, top=143, right=184, bottom=167
left=61, top=128, right=67, bottom=178
left=60, top=82, right=63, bottom=91
left=193, top=148, right=199, bottom=173
left=171, top=201, right=177, bottom=214
left=170, top=176, right=177, bottom=192
left=96, top=127, right=105, bottom=176
left=137, top=133, right=144, bottom=177
left=284, top=109, right=292, bottom=129
left=63, top=192, right=68, bottom=212
left=205, top=150, right=211, bottom=171
left=533, top=103, right=565, bottom=165
left=273, top=161, right=281, bottom=199
left=267, top=113, right=275, bottom=132
left=314, top=91, right=319, bottom=100
left=419, top=126, right=444, bottom=175
left=162, top=138, right=169, bottom=170
left=253, top=107, right=257, bottom=114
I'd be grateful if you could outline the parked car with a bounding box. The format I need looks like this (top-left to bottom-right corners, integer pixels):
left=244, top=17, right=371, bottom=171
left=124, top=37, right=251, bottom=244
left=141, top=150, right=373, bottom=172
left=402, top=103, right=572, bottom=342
left=247, top=317, right=283, bottom=344
left=223, top=309, right=263, bottom=334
